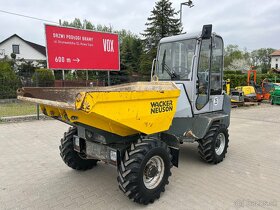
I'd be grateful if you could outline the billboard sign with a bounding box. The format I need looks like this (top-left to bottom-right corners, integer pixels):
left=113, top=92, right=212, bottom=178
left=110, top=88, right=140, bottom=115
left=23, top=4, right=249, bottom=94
left=45, top=25, right=120, bottom=70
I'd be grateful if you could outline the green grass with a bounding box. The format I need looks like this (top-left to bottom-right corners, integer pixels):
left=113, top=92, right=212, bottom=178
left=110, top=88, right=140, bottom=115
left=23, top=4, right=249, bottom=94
left=0, top=102, right=40, bottom=117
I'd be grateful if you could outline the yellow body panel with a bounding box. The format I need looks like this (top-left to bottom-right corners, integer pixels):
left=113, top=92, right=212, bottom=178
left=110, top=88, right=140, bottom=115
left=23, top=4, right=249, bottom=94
left=20, top=82, right=180, bottom=137
left=235, top=86, right=255, bottom=96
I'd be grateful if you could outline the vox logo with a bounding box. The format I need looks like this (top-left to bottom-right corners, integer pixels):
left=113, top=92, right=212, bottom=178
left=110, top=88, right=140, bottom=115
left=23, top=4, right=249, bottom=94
left=103, top=39, right=114, bottom=52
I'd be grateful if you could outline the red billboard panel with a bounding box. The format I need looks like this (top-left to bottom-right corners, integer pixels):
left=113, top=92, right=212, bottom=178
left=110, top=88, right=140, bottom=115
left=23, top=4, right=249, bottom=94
left=45, top=25, right=120, bottom=70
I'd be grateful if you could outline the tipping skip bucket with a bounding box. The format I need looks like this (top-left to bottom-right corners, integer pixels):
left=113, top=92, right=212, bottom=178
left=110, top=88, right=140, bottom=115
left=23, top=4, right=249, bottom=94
left=17, top=82, right=180, bottom=136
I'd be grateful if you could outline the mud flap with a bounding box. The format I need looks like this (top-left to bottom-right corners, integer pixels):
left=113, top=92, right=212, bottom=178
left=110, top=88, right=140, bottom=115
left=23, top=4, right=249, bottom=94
left=169, top=147, right=179, bottom=167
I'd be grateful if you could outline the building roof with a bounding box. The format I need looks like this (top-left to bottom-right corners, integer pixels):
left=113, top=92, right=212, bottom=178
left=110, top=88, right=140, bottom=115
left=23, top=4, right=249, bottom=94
left=0, top=34, right=46, bottom=56
left=271, top=50, right=280, bottom=56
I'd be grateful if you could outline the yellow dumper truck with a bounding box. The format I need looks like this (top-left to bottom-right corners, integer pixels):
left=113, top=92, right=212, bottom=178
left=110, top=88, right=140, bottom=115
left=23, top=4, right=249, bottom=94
left=18, top=25, right=231, bottom=205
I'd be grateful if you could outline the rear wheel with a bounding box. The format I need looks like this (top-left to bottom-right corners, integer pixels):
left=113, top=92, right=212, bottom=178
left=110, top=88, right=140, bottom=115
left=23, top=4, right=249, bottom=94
left=59, top=127, right=98, bottom=170
left=270, top=97, right=274, bottom=105
left=198, top=122, right=229, bottom=164
left=117, top=138, right=172, bottom=205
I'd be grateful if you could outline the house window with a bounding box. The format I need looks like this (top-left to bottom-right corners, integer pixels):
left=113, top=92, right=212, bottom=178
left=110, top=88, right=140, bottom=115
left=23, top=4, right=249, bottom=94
left=276, top=58, right=278, bottom=61
left=12, top=45, right=20, bottom=54
left=276, top=64, right=279, bottom=69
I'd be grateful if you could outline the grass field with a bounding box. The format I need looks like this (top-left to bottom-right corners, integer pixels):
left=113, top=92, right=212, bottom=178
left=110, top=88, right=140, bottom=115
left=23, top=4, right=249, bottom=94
left=0, top=102, right=39, bottom=117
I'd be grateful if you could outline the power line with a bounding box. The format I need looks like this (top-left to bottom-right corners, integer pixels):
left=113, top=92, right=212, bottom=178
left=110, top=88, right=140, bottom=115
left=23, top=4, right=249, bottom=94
left=0, top=9, right=59, bottom=24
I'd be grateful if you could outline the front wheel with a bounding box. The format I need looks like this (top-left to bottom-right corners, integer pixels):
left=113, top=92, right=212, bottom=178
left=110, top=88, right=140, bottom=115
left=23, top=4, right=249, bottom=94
left=117, top=138, right=172, bottom=205
left=59, top=127, right=98, bottom=170
left=198, top=122, right=229, bottom=164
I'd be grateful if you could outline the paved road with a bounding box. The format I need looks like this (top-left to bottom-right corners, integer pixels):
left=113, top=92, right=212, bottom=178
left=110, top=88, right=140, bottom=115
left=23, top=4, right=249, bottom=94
left=0, top=104, right=279, bottom=210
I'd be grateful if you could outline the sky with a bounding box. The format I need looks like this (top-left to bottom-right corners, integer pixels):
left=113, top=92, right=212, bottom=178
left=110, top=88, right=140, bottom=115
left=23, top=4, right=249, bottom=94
left=0, top=0, right=280, bottom=51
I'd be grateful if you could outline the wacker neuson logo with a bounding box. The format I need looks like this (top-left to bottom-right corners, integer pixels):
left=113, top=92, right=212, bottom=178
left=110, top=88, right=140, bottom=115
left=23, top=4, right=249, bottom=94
left=150, top=100, right=173, bottom=114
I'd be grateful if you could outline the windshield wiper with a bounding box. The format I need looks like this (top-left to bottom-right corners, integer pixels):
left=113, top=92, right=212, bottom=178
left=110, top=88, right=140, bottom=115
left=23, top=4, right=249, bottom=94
left=161, top=50, right=180, bottom=80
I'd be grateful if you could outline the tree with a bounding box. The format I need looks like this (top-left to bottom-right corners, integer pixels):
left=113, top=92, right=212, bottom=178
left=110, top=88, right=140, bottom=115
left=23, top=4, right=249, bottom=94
left=139, top=49, right=156, bottom=75
left=32, top=69, right=55, bottom=87
left=0, top=61, right=20, bottom=99
left=16, top=60, right=36, bottom=78
left=227, top=59, right=250, bottom=71
left=142, top=0, right=181, bottom=50
left=251, top=48, right=275, bottom=73
left=119, top=31, right=143, bottom=73
left=62, top=18, right=112, bottom=32
left=224, top=45, right=244, bottom=68
left=62, top=18, right=83, bottom=29
left=140, top=0, right=182, bottom=75
left=224, top=45, right=252, bottom=71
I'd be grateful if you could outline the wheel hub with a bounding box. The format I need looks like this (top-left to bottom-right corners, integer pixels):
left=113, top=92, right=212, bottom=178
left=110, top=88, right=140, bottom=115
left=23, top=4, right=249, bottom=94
left=215, top=133, right=226, bottom=156
left=215, top=139, right=221, bottom=148
left=146, top=164, right=159, bottom=178
left=143, top=156, right=165, bottom=189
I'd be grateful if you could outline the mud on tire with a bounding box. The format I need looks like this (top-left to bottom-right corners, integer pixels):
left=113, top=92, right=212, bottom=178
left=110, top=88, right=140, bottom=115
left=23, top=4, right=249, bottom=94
left=59, top=127, right=98, bottom=170
left=198, top=122, right=229, bottom=164
left=117, top=138, right=172, bottom=205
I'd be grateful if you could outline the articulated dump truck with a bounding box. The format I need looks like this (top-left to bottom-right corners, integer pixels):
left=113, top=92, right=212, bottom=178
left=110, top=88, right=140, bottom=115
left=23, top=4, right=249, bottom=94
left=18, top=25, right=231, bottom=205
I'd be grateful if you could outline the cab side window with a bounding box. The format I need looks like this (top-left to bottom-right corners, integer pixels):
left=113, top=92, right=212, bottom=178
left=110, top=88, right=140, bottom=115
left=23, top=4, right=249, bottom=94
left=210, top=37, right=223, bottom=95
left=196, top=39, right=211, bottom=110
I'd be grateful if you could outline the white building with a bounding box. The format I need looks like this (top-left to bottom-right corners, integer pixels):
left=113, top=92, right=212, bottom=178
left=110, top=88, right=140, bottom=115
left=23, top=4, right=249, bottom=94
left=0, top=34, right=46, bottom=61
left=271, top=50, right=280, bottom=70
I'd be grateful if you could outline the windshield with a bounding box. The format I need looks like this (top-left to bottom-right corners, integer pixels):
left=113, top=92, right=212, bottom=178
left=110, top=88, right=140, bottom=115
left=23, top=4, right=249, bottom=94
left=156, top=39, right=196, bottom=81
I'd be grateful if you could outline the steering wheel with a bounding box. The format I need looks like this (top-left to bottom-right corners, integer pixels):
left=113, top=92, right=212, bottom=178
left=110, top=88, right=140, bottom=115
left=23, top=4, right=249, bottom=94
left=172, top=66, right=190, bottom=79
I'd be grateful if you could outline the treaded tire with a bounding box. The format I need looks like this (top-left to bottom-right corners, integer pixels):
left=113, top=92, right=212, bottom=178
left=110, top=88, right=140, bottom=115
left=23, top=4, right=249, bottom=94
left=59, top=127, right=98, bottom=170
left=198, top=122, right=229, bottom=164
left=117, top=138, right=172, bottom=205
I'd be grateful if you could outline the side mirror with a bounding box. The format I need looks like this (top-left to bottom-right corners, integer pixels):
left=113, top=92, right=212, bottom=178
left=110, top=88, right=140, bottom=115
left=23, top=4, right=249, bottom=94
left=201, top=24, right=212, bottom=39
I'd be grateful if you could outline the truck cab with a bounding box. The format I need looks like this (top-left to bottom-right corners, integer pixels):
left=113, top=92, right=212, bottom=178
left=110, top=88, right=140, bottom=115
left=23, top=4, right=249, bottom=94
left=154, top=25, right=225, bottom=116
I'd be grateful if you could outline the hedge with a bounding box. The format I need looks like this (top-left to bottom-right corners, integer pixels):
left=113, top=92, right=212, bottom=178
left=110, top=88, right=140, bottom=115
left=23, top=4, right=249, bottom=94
left=32, top=68, right=55, bottom=87
left=0, top=61, right=21, bottom=99
left=224, top=72, right=280, bottom=88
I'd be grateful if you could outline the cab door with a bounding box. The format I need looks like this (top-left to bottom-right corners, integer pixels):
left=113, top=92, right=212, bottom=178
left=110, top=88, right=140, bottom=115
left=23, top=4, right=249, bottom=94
left=193, top=36, right=224, bottom=114
left=209, top=36, right=224, bottom=112
left=193, top=38, right=211, bottom=114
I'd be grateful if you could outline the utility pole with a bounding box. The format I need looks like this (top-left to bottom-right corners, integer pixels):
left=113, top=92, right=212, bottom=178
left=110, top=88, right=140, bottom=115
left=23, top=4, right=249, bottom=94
left=180, top=1, right=195, bottom=26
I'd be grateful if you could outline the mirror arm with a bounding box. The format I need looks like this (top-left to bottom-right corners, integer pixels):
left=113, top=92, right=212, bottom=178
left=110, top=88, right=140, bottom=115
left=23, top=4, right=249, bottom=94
left=150, top=58, right=156, bottom=81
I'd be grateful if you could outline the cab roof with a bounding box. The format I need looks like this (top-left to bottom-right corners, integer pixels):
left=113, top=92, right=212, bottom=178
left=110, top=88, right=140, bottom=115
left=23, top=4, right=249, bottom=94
left=159, top=32, right=221, bottom=44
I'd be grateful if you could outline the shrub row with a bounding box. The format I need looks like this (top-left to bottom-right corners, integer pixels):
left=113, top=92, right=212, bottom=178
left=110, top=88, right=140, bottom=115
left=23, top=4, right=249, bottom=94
left=0, top=61, right=55, bottom=99
left=224, top=72, right=280, bottom=88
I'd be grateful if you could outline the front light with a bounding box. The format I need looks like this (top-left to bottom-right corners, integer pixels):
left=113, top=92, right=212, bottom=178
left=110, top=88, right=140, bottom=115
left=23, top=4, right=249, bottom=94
left=110, top=150, right=117, bottom=162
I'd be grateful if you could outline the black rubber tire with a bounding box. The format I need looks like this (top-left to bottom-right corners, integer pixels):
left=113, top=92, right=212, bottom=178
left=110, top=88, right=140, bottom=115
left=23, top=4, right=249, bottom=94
left=198, top=122, right=229, bottom=164
left=59, top=127, right=98, bottom=170
left=117, top=138, right=172, bottom=205
left=270, top=98, right=274, bottom=105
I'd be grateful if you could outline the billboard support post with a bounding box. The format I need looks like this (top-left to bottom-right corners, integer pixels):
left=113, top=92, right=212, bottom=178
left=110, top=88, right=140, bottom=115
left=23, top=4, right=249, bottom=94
left=107, top=71, right=110, bottom=86
left=62, top=70, right=65, bottom=80
left=35, top=72, right=39, bottom=120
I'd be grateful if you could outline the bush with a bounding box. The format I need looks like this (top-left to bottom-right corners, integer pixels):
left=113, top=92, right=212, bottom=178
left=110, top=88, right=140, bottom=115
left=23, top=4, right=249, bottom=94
left=0, top=61, right=21, bottom=99
left=224, top=70, right=243, bottom=75
left=32, top=69, right=55, bottom=87
left=224, top=71, right=280, bottom=88
left=224, top=74, right=247, bottom=88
